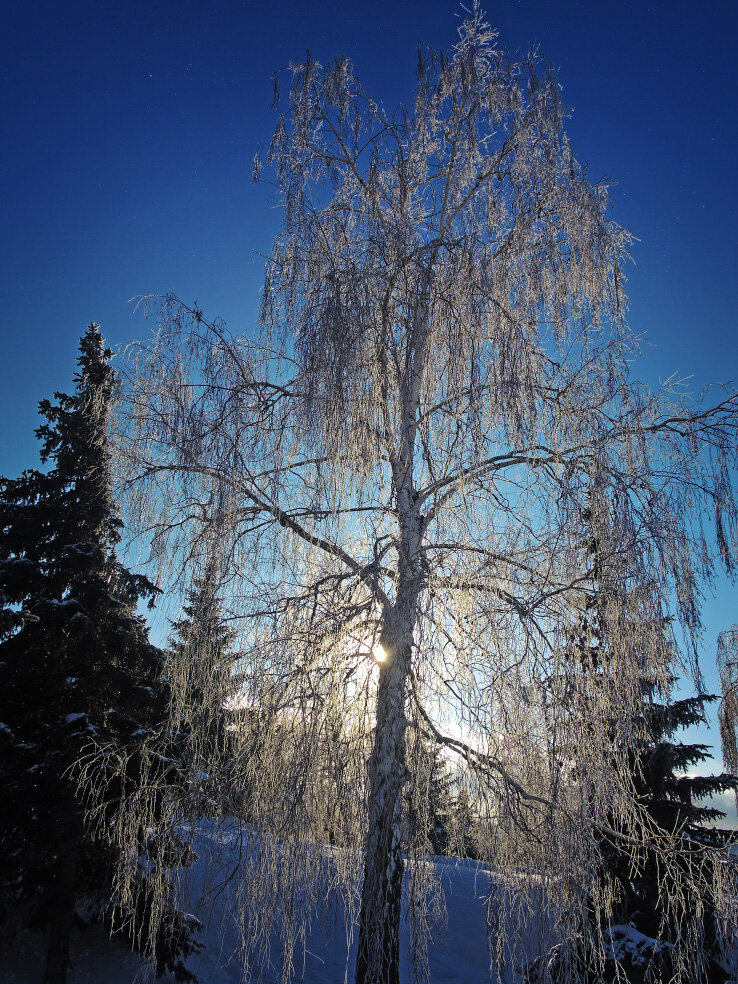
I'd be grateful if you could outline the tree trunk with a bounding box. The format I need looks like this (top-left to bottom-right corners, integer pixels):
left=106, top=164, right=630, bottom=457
left=43, top=815, right=80, bottom=984
left=355, top=614, right=413, bottom=984
left=356, top=366, right=424, bottom=984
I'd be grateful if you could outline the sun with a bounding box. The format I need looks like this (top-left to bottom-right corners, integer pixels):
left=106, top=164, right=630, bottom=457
left=373, top=643, right=387, bottom=663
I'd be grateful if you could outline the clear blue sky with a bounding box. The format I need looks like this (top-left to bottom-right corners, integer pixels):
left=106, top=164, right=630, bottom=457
left=1, top=0, right=736, bottom=789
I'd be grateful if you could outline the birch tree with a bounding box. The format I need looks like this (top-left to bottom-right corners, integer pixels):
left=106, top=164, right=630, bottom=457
left=117, top=9, right=738, bottom=983
left=719, top=626, right=738, bottom=781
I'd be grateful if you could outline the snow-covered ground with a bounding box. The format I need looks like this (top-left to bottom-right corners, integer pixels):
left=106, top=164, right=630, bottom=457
left=6, top=823, right=737, bottom=984
left=2, top=826, right=522, bottom=984
left=181, top=822, right=526, bottom=984
left=184, top=849, right=504, bottom=984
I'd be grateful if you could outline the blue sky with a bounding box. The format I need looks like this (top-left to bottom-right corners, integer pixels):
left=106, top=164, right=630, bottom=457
left=1, top=0, right=736, bottom=791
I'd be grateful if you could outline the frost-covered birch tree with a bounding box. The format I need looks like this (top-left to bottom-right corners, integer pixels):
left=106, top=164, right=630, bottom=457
left=116, top=9, right=738, bottom=983
left=719, top=626, right=738, bottom=782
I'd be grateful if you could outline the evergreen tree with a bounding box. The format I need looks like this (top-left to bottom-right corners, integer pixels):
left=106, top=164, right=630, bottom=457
left=0, top=324, right=199, bottom=983
left=405, top=729, right=482, bottom=861
left=528, top=488, right=738, bottom=983
left=406, top=735, right=454, bottom=857
left=602, top=686, right=737, bottom=981
left=165, top=557, right=243, bottom=815
left=530, top=682, right=737, bottom=983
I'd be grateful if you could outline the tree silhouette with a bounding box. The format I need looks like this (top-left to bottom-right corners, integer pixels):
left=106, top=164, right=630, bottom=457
left=0, top=325, right=199, bottom=983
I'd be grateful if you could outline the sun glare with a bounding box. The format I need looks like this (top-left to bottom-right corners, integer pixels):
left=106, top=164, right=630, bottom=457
left=373, top=643, right=387, bottom=663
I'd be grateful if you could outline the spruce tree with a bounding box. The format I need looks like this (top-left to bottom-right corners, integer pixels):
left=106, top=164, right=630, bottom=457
left=166, top=557, right=243, bottom=816
left=600, top=686, right=738, bottom=982
left=0, top=324, right=199, bottom=983
left=530, top=680, right=737, bottom=983
left=405, top=735, right=454, bottom=857
left=528, top=489, right=738, bottom=983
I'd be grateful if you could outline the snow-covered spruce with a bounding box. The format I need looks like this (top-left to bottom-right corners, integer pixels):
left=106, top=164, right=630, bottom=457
left=0, top=324, right=200, bottom=983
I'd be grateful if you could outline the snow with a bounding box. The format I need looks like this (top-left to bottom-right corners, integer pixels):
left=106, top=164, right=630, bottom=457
left=65, top=713, right=86, bottom=724
left=0, top=824, right=517, bottom=984
left=180, top=830, right=503, bottom=984
left=10, top=825, right=709, bottom=984
left=603, top=924, right=672, bottom=969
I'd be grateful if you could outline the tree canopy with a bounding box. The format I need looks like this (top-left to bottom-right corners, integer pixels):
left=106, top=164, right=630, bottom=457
left=116, top=9, right=738, bottom=983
